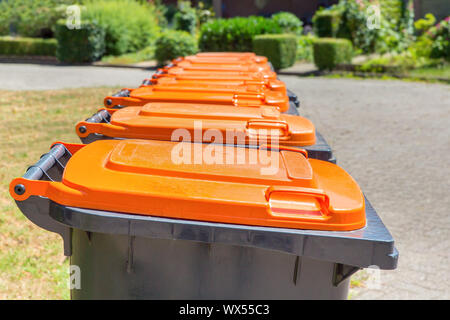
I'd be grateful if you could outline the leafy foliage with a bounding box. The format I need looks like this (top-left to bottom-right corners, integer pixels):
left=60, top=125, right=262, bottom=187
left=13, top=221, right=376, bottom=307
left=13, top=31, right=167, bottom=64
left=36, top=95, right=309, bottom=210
left=0, top=0, right=74, bottom=38
left=297, top=34, right=316, bottom=62
left=174, top=1, right=197, bottom=34
left=199, top=16, right=281, bottom=52
left=154, top=30, right=198, bottom=65
left=313, top=9, right=342, bottom=38
left=55, top=20, right=105, bottom=63
left=0, top=36, right=57, bottom=55
left=272, top=12, right=303, bottom=35
left=82, top=0, right=159, bottom=56
left=253, top=34, right=297, bottom=70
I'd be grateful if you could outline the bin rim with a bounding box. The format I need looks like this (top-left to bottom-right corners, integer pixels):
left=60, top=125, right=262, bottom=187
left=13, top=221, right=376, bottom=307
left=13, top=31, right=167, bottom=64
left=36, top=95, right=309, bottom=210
left=47, top=196, right=397, bottom=270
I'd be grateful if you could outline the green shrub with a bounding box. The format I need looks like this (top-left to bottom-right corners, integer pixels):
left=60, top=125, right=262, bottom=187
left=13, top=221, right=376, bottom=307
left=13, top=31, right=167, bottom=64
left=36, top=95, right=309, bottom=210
left=199, top=16, right=281, bottom=52
left=83, top=0, right=159, bottom=56
left=174, top=1, right=197, bottom=34
left=55, top=20, right=105, bottom=63
left=429, top=17, right=450, bottom=60
left=155, top=30, right=198, bottom=65
left=272, top=12, right=303, bottom=35
left=313, top=9, right=341, bottom=38
left=313, top=38, right=353, bottom=70
left=253, top=34, right=297, bottom=70
left=297, top=34, right=316, bottom=62
left=0, top=36, right=57, bottom=56
left=0, top=0, right=73, bottom=38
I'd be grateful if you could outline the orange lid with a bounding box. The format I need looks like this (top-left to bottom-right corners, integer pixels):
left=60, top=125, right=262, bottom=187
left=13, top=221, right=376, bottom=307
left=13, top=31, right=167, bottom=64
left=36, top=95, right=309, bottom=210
left=11, top=140, right=365, bottom=231
left=167, top=60, right=272, bottom=73
left=77, top=103, right=315, bottom=146
left=175, top=54, right=269, bottom=65
left=104, top=84, right=289, bottom=111
left=195, top=52, right=263, bottom=61
left=160, top=67, right=278, bottom=80
left=152, top=76, right=286, bottom=92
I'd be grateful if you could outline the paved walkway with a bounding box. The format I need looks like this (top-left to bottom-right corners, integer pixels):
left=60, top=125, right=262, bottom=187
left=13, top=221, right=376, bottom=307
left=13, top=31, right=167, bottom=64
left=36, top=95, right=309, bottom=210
left=0, top=63, right=150, bottom=90
left=1, top=63, right=448, bottom=299
left=280, top=76, right=450, bottom=299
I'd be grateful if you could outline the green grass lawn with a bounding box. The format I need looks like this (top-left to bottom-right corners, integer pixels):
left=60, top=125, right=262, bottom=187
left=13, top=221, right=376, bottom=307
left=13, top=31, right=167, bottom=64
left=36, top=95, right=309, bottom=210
left=0, top=87, right=118, bottom=299
left=408, top=64, right=450, bottom=80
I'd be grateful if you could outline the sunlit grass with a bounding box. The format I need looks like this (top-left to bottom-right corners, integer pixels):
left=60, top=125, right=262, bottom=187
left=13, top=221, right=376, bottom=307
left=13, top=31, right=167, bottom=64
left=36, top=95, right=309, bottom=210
left=0, top=87, right=118, bottom=299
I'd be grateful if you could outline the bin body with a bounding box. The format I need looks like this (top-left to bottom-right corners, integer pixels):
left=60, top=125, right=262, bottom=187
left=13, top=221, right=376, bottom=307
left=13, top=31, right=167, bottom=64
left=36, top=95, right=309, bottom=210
left=70, top=228, right=349, bottom=300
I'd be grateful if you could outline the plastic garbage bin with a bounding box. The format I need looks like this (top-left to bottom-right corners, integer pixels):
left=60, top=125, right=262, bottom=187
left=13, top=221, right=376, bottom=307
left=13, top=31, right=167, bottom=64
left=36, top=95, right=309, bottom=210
left=103, top=84, right=289, bottom=112
left=180, top=52, right=269, bottom=65
left=155, top=67, right=278, bottom=81
left=163, top=60, right=272, bottom=73
left=10, top=140, right=398, bottom=299
left=76, top=103, right=335, bottom=162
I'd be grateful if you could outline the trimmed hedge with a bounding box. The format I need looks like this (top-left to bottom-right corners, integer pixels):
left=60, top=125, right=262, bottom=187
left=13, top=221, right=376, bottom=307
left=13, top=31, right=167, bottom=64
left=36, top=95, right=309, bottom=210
left=199, top=16, right=281, bottom=52
left=253, top=34, right=297, bottom=70
left=0, top=36, right=56, bottom=56
left=313, top=38, right=353, bottom=70
left=312, top=10, right=342, bottom=38
left=55, top=21, right=105, bottom=63
left=155, top=30, right=198, bottom=65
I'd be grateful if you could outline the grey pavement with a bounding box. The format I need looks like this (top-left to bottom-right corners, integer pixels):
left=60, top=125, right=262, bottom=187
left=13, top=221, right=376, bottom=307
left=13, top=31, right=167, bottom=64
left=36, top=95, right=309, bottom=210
left=280, top=76, right=450, bottom=299
left=1, top=63, right=449, bottom=299
left=0, top=63, right=150, bottom=90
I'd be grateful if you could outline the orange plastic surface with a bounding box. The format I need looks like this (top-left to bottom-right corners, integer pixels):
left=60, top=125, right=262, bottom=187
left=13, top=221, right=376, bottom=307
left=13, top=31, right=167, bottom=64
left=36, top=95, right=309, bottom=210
left=158, top=67, right=278, bottom=80
left=166, top=60, right=272, bottom=73
left=149, top=76, right=287, bottom=93
left=10, top=140, right=366, bottom=231
left=104, top=84, right=289, bottom=111
left=174, top=54, right=268, bottom=65
left=77, top=103, right=315, bottom=146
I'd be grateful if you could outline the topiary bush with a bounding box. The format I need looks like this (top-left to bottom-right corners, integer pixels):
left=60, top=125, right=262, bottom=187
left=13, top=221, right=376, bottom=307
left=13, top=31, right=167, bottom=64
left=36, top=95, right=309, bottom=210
left=154, top=30, right=198, bottom=66
left=313, top=9, right=342, bottom=38
left=272, top=12, right=303, bottom=35
left=55, top=20, right=105, bottom=63
left=313, top=38, right=353, bottom=70
left=199, top=16, right=282, bottom=52
left=0, top=36, right=57, bottom=56
left=83, top=0, right=159, bottom=56
left=253, top=34, right=297, bottom=70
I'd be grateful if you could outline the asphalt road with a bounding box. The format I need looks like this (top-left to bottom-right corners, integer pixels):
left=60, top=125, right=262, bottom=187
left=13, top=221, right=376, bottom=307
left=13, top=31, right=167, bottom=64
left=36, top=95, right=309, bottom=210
left=1, top=63, right=449, bottom=299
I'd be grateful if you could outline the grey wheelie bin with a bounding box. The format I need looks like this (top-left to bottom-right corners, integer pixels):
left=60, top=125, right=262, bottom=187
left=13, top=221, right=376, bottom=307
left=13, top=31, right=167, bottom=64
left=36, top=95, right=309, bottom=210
left=10, top=140, right=398, bottom=299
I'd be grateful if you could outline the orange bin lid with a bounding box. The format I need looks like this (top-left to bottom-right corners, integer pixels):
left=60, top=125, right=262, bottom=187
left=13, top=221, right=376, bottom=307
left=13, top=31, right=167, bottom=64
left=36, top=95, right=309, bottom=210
left=188, top=52, right=268, bottom=61
left=151, top=75, right=286, bottom=93
left=159, top=67, right=278, bottom=80
left=11, top=140, right=366, bottom=231
left=77, top=103, right=315, bottom=146
left=166, top=60, right=272, bottom=73
left=175, top=54, right=269, bottom=65
left=104, top=83, right=289, bottom=111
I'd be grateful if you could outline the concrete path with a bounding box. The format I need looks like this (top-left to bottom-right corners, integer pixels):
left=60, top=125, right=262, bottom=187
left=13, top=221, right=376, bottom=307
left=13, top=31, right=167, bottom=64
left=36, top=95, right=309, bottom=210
left=280, top=76, right=450, bottom=299
left=0, top=63, right=150, bottom=90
